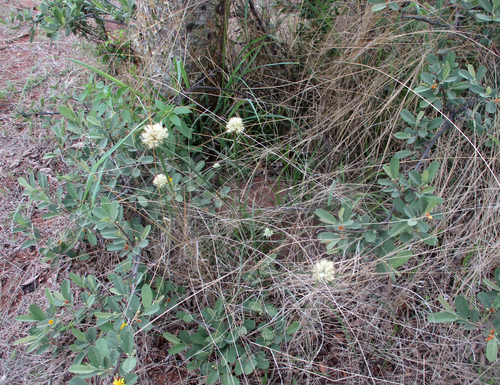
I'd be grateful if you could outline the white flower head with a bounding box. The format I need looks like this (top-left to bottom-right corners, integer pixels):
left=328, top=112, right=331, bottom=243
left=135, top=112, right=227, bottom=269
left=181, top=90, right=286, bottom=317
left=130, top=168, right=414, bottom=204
left=312, top=259, right=335, bottom=283
left=153, top=173, right=169, bottom=188
left=213, top=162, right=221, bottom=169
left=141, top=123, right=168, bottom=149
left=263, top=227, right=273, bottom=238
left=226, top=117, right=244, bottom=134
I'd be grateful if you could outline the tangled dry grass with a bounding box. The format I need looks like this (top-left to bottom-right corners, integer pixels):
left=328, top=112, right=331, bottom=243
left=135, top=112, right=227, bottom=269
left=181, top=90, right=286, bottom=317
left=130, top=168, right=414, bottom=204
left=1, top=0, right=499, bottom=384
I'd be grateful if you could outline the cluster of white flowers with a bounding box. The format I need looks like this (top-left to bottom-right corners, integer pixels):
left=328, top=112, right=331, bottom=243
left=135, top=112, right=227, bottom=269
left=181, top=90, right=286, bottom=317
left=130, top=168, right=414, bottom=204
left=153, top=174, right=169, bottom=188
left=141, top=123, right=168, bottom=149
left=312, top=259, right=335, bottom=283
left=213, top=162, right=221, bottom=169
left=263, top=227, right=274, bottom=238
left=226, top=117, right=244, bottom=134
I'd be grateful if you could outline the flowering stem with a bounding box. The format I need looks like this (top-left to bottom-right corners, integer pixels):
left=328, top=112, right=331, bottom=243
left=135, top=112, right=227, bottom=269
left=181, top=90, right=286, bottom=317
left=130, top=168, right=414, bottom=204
left=157, top=149, right=173, bottom=220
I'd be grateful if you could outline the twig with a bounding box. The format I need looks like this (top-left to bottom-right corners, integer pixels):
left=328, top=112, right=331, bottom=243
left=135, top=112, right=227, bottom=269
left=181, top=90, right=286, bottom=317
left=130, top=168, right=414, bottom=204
left=16, top=111, right=61, bottom=117
left=415, top=95, right=478, bottom=171
left=414, top=119, right=451, bottom=171
left=76, top=13, right=129, bottom=26
left=401, top=14, right=450, bottom=28
left=247, top=0, right=267, bottom=34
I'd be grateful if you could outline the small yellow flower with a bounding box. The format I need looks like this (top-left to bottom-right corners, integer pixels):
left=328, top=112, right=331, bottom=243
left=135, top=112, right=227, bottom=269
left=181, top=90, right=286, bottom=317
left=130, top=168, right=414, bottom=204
left=120, top=322, right=128, bottom=330
left=48, top=319, right=54, bottom=325
left=425, top=211, right=433, bottom=220
left=113, top=377, right=126, bottom=385
left=226, top=117, right=244, bottom=134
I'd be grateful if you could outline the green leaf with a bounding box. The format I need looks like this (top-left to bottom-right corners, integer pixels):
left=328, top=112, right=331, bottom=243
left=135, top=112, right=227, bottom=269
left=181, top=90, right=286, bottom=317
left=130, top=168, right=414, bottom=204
left=458, top=69, right=474, bottom=80
left=315, top=209, right=337, bottom=225
left=141, top=284, right=153, bottom=309
left=428, top=117, right=444, bottom=130
left=478, top=0, right=493, bottom=12
left=169, top=114, right=182, bottom=128
left=486, top=337, right=498, bottom=362
left=424, top=161, right=440, bottom=183
left=371, top=3, right=387, bottom=11
left=61, top=279, right=72, bottom=302
left=86, top=115, right=101, bottom=127
left=365, top=229, right=377, bottom=243
left=69, top=378, right=88, bottom=385
left=207, top=369, right=220, bottom=385
left=437, top=295, right=454, bottom=313
left=427, top=312, right=458, bottom=322
left=420, top=72, right=435, bottom=85
left=95, top=338, right=109, bottom=357
left=427, top=54, right=439, bottom=64
left=478, top=292, right=492, bottom=309
left=318, top=232, right=340, bottom=243
left=163, top=332, right=181, bottom=344
left=285, top=321, right=301, bottom=335
left=388, top=250, right=412, bottom=269
left=221, top=374, right=240, bottom=385
left=476, top=13, right=492, bottom=21
left=173, top=107, right=191, bottom=115
left=87, top=346, right=103, bottom=368
left=394, top=132, right=411, bottom=140
left=168, top=343, right=187, bottom=355
left=121, top=357, right=137, bottom=373
left=389, top=157, right=399, bottom=180
left=454, top=295, right=469, bottom=319
left=13, top=335, right=39, bottom=345
left=190, top=332, right=205, bottom=345
left=400, top=109, right=416, bottom=125
left=476, top=65, right=487, bottom=81
left=58, top=105, right=76, bottom=121
left=120, top=330, right=134, bottom=354
left=53, top=7, right=64, bottom=25
left=143, top=304, right=160, bottom=316
left=484, top=278, right=500, bottom=291
left=408, top=170, right=422, bottom=186
left=495, top=268, right=500, bottom=288
left=467, top=64, right=476, bottom=78
left=29, top=304, right=46, bottom=321
left=486, top=101, right=496, bottom=114
left=71, top=328, right=87, bottom=342
left=394, top=150, right=414, bottom=159
left=124, top=373, right=138, bottom=385
left=69, top=364, right=97, bottom=374
left=389, top=221, right=408, bottom=238
left=16, top=314, right=39, bottom=322
left=86, top=229, right=97, bottom=246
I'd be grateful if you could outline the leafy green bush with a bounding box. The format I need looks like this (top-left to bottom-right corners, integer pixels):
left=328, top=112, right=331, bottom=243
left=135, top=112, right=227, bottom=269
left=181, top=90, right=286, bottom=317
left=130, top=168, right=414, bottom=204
left=316, top=52, right=497, bottom=280
left=428, top=268, right=500, bottom=362
left=315, top=48, right=499, bottom=357
left=11, top=56, right=303, bottom=382
left=5, top=0, right=135, bottom=42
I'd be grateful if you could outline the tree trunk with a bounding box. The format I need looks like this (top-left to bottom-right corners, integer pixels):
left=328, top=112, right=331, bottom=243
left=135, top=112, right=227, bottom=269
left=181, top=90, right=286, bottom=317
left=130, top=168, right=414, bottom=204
left=134, top=0, right=226, bottom=96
